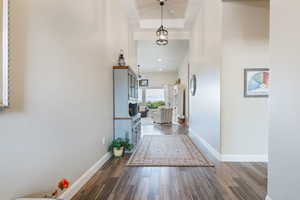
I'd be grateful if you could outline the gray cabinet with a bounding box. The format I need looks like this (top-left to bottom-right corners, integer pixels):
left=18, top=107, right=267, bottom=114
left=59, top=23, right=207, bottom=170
left=113, top=66, right=141, bottom=150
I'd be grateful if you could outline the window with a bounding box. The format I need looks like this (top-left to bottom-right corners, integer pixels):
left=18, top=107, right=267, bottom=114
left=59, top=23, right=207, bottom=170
left=146, top=89, right=165, bottom=102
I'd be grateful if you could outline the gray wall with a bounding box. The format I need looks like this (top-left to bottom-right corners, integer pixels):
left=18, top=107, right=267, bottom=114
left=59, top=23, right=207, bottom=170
left=221, top=0, right=269, bottom=156
left=0, top=1, right=2, bottom=103
left=178, top=54, right=189, bottom=123
left=268, top=0, right=300, bottom=199
left=189, top=0, right=222, bottom=152
left=190, top=0, right=270, bottom=158
left=0, top=0, right=133, bottom=199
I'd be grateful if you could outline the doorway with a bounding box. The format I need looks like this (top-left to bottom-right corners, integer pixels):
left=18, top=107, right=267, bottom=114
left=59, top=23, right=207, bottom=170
left=137, top=39, right=189, bottom=128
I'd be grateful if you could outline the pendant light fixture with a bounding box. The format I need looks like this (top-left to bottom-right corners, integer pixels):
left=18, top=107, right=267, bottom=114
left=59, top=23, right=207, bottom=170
left=156, top=0, right=168, bottom=46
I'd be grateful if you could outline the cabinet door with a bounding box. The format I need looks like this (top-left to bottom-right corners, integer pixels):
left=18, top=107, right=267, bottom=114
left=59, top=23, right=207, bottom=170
left=128, top=74, right=131, bottom=98
left=133, top=128, right=137, bottom=146
left=135, top=79, right=138, bottom=99
left=134, top=77, right=137, bottom=98
left=137, top=123, right=141, bottom=143
left=131, top=76, right=135, bottom=98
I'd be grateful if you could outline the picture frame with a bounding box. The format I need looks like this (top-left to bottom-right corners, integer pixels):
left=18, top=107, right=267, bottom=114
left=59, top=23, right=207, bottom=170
left=244, top=68, right=269, bottom=98
left=139, top=79, right=149, bottom=87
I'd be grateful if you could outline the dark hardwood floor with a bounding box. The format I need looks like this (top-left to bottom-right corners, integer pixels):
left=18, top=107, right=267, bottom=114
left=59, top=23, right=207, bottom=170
left=72, top=123, right=267, bottom=200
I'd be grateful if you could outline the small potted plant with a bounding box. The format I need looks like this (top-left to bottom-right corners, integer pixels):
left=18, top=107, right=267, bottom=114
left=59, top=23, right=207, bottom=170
left=108, top=138, right=133, bottom=157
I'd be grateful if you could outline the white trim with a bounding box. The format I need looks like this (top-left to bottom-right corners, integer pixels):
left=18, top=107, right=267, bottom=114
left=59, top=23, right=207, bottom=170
left=189, top=129, right=221, bottom=161
left=221, top=154, right=268, bottom=162
left=265, top=195, right=272, bottom=200
left=59, top=152, right=111, bottom=200
left=133, top=31, right=190, bottom=41
left=139, top=19, right=185, bottom=29
left=1, top=0, right=9, bottom=108
left=189, top=129, right=268, bottom=163
left=184, top=0, right=203, bottom=30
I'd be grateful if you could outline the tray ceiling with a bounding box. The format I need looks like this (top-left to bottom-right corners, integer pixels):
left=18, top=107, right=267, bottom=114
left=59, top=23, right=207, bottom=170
left=137, top=40, right=189, bottom=72
left=135, top=0, right=188, bottom=19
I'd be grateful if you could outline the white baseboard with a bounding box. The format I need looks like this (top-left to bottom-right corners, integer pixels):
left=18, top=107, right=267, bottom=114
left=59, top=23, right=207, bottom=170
left=189, top=129, right=268, bottom=163
left=265, top=194, right=272, bottom=200
left=189, top=129, right=221, bottom=161
left=221, top=154, right=268, bottom=162
left=59, top=152, right=111, bottom=200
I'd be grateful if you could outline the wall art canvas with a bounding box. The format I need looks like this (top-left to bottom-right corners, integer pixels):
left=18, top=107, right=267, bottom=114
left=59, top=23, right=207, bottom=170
left=244, top=68, right=269, bottom=97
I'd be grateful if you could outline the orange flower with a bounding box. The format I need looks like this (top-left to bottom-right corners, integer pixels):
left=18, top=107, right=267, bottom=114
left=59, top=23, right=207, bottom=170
left=58, top=178, right=70, bottom=190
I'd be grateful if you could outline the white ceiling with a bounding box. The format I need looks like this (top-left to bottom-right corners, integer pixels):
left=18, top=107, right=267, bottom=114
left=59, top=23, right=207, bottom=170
left=135, top=0, right=188, bottom=19
left=123, top=0, right=202, bottom=30
left=137, top=40, right=189, bottom=72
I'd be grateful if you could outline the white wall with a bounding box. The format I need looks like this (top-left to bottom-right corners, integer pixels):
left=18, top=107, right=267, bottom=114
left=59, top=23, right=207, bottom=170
left=221, top=1, right=269, bottom=156
left=178, top=54, right=189, bottom=123
left=178, top=55, right=189, bottom=89
left=268, top=0, right=300, bottom=199
left=189, top=0, right=222, bottom=152
left=142, top=71, right=177, bottom=88
left=0, top=0, right=2, bottom=104
left=189, top=0, right=270, bottom=158
left=0, top=0, right=134, bottom=199
left=106, top=0, right=137, bottom=71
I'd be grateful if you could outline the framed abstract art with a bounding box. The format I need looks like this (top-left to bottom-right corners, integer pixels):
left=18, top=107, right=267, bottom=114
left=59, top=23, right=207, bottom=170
left=244, top=68, right=269, bottom=98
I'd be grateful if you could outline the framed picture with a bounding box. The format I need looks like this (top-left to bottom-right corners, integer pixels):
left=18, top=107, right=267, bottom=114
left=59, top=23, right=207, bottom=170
left=244, top=68, right=269, bottom=97
left=190, top=74, right=197, bottom=96
left=139, top=79, right=149, bottom=87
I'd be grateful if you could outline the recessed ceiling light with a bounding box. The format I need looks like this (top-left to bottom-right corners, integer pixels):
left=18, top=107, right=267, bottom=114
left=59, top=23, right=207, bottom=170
left=159, top=68, right=163, bottom=71
left=157, top=58, right=163, bottom=62
left=169, top=9, right=175, bottom=14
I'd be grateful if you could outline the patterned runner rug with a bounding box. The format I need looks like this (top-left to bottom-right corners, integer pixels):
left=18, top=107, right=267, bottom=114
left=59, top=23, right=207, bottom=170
left=127, top=135, right=214, bottom=167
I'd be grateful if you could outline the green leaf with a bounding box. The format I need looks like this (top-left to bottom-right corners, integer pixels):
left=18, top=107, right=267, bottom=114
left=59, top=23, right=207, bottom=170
left=108, top=137, right=134, bottom=153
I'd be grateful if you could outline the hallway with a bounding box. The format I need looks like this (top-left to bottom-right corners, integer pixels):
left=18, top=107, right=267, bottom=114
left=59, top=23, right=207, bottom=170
left=72, top=124, right=267, bottom=200
left=1, top=0, right=299, bottom=199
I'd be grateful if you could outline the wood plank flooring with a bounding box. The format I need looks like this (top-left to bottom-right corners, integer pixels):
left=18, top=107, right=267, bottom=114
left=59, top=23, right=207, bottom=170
left=72, top=124, right=267, bottom=200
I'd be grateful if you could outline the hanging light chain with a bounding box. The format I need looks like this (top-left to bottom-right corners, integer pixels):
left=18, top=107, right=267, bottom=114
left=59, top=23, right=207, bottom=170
left=161, top=2, right=163, bottom=26
left=156, top=0, right=168, bottom=46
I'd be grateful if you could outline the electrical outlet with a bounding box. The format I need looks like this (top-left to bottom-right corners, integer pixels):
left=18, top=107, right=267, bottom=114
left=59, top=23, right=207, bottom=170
left=102, top=137, right=106, bottom=145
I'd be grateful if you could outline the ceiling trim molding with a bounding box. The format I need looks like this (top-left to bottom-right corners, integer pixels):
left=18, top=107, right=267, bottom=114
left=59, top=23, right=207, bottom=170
left=121, top=0, right=140, bottom=28
left=125, top=0, right=203, bottom=31
left=184, top=0, right=203, bottom=30
left=139, top=19, right=185, bottom=29
left=134, top=31, right=190, bottom=40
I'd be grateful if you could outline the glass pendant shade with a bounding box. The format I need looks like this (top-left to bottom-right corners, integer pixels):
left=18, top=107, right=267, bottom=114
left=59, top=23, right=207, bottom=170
left=156, top=0, right=168, bottom=46
left=156, top=25, right=168, bottom=46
